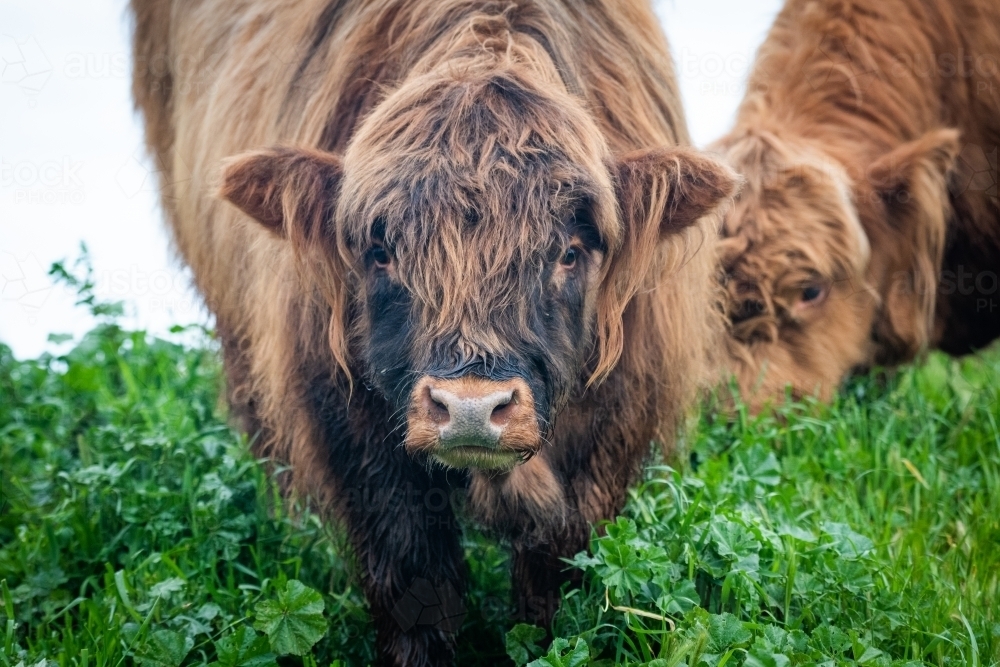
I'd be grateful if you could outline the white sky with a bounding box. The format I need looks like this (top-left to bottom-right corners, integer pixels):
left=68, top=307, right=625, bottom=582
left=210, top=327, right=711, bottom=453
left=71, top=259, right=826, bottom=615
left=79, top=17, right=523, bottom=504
left=0, top=0, right=782, bottom=359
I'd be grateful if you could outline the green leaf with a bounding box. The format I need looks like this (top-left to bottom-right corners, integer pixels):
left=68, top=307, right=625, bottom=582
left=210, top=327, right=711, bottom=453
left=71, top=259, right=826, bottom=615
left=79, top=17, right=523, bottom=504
left=776, top=524, right=817, bottom=543
left=210, top=626, right=278, bottom=667
left=761, top=625, right=788, bottom=650
left=592, top=521, right=652, bottom=597
left=598, top=542, right=648, bottom=597
left=150, top=577, right=186, bottom=600
left=528, top=637, right=590, bottom=667
left=506, top=624, right=547, bottom=666
left=707, top=613, right=752, bottom=653
left=711, top=519, right=760, bottom=561
left=786, top=630, right=809, bottom=654
left=253, top=580, right=328, bottom=656
left=810, top=625, right=851, bottom=657
left=604, top=517, right=639, bottom=544
left=134, top=628, right=194, bottom=667
left=743, top=650, right=790, bottom=667
left=821, top=523, right=874, bottom=559
left=856, top=644, right=883, bottom=664
left=655, top=578, right=701, bottom=614
left=735, top=445, right=782, bottom=487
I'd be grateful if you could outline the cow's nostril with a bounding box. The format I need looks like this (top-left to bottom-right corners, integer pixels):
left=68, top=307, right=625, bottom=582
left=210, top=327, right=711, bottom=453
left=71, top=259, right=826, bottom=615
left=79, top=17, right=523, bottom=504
left=490, top=394, right=516, bottom=426
left=426, top=388, right=451, bottom=424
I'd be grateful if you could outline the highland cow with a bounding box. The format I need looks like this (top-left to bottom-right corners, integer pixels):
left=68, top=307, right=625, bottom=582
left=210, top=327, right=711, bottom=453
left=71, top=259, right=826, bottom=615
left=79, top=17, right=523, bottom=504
left=714, top=0, right=1000, bottom=408
left=129, top=0, right=738, bottom=663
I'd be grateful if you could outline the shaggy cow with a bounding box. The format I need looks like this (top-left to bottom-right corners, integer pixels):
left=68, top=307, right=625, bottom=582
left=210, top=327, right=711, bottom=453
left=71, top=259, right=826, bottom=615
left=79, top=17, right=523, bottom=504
left=715, top=0, right=1000, bottom=408
left=130, top=0, right=737, bottom=663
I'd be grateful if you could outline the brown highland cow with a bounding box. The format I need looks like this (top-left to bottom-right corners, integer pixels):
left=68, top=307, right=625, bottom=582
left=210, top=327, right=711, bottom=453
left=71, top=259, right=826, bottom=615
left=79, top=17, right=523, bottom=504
left=129, top=0, right=738, bottom=663
left=715, top=0, right=1000, bottom=408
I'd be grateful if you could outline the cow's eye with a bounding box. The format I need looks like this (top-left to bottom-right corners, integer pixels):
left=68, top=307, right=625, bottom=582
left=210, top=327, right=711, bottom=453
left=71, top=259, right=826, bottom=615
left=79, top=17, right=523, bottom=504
left=801, top=284, right=826, bottom=303
left=560, top=247, right=578, bottom=269
left=370, top=245, right=391, bottom=268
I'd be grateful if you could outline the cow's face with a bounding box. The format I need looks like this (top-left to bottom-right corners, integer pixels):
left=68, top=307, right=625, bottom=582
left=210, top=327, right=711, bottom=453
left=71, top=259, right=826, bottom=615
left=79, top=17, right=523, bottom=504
left=221, top=66, right=737, bottom=471
left=717, top=130, right=959, bottom=410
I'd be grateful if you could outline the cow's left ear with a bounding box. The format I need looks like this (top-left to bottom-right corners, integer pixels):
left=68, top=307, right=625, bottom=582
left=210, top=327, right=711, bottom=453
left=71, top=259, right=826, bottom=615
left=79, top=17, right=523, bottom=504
left=589, top=147, right=739, bottom=385
left=220, top=146, right=343, bottom=248
left=614, top=146, right=741, bottom=238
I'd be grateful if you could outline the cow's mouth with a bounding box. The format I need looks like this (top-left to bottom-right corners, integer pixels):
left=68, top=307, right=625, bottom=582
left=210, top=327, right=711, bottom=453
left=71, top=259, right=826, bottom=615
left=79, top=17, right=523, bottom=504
left=430, top=446, right=527, bottom=472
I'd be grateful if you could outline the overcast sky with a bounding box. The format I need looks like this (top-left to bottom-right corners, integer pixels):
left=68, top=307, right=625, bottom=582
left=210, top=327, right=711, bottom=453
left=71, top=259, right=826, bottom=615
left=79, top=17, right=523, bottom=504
left=0, top=0, right=782, bottom=359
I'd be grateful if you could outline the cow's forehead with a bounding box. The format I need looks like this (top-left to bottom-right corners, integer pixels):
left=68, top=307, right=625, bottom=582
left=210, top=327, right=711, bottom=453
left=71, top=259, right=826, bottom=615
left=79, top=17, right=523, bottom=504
left=338, top=132, right=611, bottom=260
left=337, top=63, right=615, bottom=241
left=339, top=156, right=599, bottom=252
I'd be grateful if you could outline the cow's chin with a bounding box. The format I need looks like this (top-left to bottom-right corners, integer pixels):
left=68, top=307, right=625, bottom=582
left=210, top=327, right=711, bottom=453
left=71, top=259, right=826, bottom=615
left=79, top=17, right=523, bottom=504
left=430, top=446, right=526, bottom=472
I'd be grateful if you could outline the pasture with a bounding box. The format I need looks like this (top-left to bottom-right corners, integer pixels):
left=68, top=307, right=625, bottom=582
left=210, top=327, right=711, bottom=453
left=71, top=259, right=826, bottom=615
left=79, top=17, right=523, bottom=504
left=1, top=258, right=998, bottom=666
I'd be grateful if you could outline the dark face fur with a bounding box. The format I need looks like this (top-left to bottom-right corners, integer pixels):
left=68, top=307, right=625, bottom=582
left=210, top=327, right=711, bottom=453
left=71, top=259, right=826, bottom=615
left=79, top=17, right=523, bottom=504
left=355, top=204, right=605, bottom=431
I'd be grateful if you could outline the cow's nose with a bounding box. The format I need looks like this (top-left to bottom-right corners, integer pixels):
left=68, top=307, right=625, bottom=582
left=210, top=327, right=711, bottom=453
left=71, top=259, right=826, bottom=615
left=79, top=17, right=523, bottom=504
left=427, top=385, right=514, bottom=449
left=406, top=375, right=538, bottom=456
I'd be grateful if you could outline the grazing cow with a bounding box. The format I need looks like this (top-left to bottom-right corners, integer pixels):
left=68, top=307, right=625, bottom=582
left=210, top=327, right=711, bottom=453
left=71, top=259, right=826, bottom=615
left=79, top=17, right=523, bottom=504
left=129, top=0, right=737, bottom=663
left=715, top=0, right=1000, bottom=408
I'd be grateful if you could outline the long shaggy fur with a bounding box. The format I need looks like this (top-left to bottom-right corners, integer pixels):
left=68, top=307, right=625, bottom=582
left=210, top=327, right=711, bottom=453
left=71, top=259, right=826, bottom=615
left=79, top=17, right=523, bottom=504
left=715, top=0, right=1000, bottom=408
left=129, top=1, right=735, bottom=663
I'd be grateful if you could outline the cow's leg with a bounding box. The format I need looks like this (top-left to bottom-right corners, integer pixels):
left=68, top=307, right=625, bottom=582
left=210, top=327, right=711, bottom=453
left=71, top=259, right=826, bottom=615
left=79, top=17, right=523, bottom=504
left=339, top=447, right=467, bottom=666
left=510, top=535, right=586, bottom=630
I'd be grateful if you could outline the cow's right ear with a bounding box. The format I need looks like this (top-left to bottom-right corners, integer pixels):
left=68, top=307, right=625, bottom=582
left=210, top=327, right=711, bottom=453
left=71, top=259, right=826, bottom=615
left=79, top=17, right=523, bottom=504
left=220, top=147, right=343, bottom=245
left=867, top=128, right=960, bottom=357
left=221, top=147, right=352, bottom=377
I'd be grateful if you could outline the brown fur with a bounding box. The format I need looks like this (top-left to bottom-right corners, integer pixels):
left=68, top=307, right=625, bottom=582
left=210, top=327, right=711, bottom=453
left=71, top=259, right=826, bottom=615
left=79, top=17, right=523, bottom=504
left=715, top=0, right=1000, bottom=409
left=129, top=1, right=737, bottom=663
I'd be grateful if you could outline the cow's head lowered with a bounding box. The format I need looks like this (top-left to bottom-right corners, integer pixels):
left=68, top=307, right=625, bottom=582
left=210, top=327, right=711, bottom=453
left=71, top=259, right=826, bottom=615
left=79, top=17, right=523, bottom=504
left=221, top=47, right=736, bottom=472
left=716, top=129, right=959, bottom=409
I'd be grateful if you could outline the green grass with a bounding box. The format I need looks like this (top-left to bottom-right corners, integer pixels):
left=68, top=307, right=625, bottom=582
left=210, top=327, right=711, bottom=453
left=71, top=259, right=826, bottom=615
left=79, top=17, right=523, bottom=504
left=1, top=259, right=998, bottom=666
